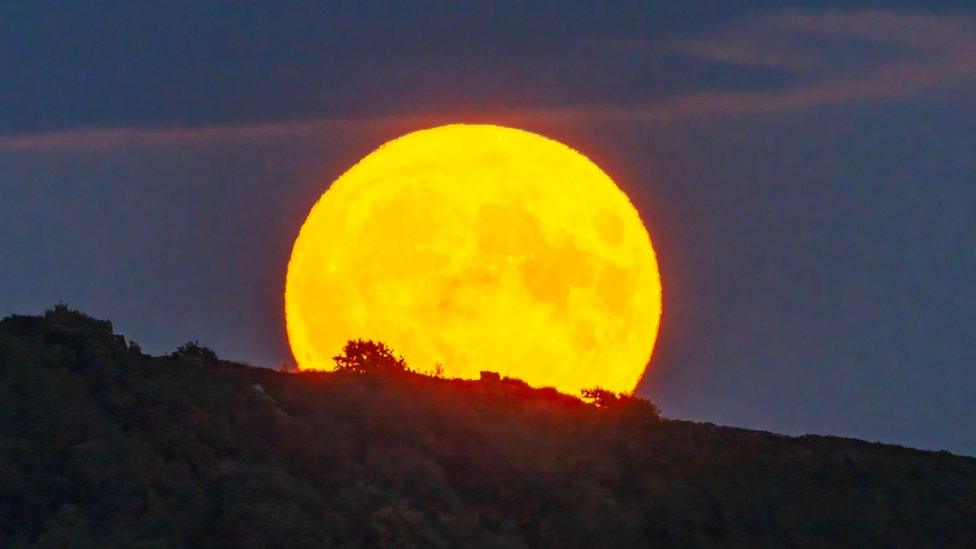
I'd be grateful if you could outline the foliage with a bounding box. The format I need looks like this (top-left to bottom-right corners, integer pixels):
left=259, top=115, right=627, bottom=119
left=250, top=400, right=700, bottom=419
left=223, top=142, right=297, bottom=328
left=0, top=306, right=974, bottom=547
left=332, top=339, right=408, bottom=375
left=582, top=386, right=661, bottom=417
left=581, top=386, right=620, bottom=407
left=170, top=340, right=218, bottom=363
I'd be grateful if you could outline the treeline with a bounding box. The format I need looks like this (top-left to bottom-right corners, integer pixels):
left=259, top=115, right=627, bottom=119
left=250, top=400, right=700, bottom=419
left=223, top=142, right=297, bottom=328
left=0, top=305, right=974, bottom=547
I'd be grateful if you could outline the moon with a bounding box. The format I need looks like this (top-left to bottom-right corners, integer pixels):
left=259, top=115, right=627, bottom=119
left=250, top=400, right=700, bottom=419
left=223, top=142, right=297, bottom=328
left=285, top=124, right=661, bottom=395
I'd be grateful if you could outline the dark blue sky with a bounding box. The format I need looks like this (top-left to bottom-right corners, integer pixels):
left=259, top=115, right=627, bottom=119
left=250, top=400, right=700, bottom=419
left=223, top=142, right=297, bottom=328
left=2, top=1, right=975, bottom=454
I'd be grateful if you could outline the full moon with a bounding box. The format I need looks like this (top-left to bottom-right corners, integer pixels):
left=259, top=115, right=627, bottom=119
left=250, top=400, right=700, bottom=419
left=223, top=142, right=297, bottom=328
left=285, top=124, right=661, bottom=395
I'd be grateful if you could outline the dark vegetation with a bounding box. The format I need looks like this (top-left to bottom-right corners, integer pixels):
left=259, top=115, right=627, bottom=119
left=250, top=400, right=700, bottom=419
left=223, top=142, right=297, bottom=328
left=1, top=305, right=974, bottom=547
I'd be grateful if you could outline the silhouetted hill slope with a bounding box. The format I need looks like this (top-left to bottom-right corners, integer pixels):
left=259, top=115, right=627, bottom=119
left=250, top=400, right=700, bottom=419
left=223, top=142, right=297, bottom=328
left=1, top=306, right=974, bottom=547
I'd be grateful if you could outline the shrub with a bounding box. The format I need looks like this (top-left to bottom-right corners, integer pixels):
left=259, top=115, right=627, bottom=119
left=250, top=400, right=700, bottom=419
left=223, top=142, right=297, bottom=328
left=332, top=339, right=407, bottom=375
left=171, top=341, right=218, bottom=363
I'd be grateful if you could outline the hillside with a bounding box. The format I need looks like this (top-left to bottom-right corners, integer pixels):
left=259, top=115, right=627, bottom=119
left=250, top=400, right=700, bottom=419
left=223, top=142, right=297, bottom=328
left=1, top=306, right=974, bottom=547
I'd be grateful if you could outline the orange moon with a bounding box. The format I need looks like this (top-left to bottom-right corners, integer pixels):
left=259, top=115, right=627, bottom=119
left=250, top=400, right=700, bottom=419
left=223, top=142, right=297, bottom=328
left=285, top=124, right=661, bottom=395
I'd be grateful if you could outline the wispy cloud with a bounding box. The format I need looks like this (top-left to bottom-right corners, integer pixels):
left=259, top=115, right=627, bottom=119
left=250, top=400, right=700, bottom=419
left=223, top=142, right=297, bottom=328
left=0, top=115, right=428, bottom=152
left=613, top=9, right=976, bottom=120
left=3, top=9, right=974, bottom=152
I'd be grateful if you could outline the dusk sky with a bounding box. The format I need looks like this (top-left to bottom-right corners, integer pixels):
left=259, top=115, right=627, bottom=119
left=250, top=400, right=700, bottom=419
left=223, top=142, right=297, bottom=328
left=2, top=1, right=975, bottom=455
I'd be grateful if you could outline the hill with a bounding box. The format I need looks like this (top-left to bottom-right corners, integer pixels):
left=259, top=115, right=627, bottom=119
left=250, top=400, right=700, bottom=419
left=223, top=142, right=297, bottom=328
left=1, top=306, right=974, bottom=547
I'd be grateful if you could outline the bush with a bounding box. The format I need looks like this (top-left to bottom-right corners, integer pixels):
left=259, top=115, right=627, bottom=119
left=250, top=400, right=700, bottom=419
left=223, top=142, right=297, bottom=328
left=332, top=339, right=407, bottom=375
left=581, top=386, right=620, bottom=407
left=171, top=341, right=218, bottom=363
left=581, top=387, right=661, bottom=417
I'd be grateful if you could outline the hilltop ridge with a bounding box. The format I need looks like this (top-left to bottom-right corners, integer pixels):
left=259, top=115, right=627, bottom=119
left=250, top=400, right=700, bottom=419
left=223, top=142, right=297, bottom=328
left=1, top=306, right=974, bottom=547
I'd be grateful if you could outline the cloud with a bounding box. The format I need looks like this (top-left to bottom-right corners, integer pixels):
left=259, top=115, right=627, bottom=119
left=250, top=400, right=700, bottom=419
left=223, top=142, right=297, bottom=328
left=611, top=9, right=976, bottom=121
left=2, top=9, right=975, bottom=152
left=0, top=116, right=426, bottom=152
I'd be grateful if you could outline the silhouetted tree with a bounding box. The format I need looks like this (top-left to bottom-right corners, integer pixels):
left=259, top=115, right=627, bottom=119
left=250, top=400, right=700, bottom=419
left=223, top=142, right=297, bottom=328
left=581, top=387, right=620, bottom=407
left=333, top=339, right=407, bottom=375
left=127, top=340, right=142, bottom=355
left=581, top=387, right=661, bottom=417
left=171, top=340, right=218, bottom=363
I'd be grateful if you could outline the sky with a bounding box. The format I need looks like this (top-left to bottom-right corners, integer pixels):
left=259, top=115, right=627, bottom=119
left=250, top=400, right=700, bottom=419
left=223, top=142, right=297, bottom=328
left=2, top=1, right=975, bottom=455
